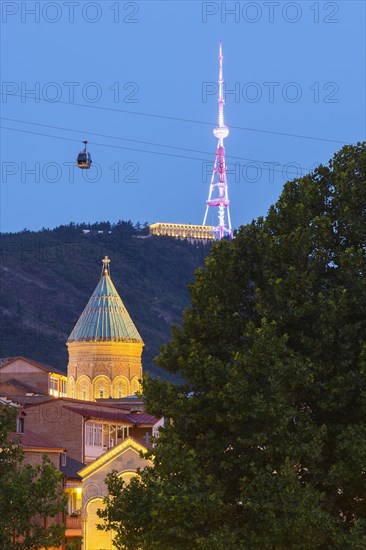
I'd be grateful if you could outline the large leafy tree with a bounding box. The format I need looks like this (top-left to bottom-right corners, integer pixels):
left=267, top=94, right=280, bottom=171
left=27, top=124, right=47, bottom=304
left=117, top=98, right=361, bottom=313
left=99, top=143, right=366, bottom=549
left=0, top=403, right=67, bottom=549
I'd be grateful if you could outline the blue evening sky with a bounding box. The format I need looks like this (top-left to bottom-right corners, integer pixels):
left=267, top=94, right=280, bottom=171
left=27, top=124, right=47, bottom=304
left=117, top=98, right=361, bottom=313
left=1, top=0, right=365, bottom=233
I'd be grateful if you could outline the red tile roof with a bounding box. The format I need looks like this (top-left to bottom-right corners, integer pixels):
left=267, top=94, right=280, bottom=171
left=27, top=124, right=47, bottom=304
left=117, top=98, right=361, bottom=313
left=10, top=430, right=65, bottom=451
left=128, top=412, right=160, bottom=425
left=0, top=378, right=46, bottom=395
left=22, top=396, right=132, bottom=411
left=0, top=356, right=66, bottom=377
left=57, top=397, right=130, bottom=410
left=4, top=395, right=55, bottom=405
left=63, top=404, right=134, bottom=424
left=63, top=405, right=158, bottom=426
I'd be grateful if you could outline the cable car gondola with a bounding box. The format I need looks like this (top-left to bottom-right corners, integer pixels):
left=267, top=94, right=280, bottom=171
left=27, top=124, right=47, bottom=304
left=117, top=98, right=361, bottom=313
left=77, top=140, right=92, bottom=169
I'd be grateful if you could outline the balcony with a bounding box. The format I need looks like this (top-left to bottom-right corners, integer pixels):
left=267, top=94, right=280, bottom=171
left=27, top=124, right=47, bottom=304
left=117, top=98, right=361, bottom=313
left=65, top=514, right=82, bottom=537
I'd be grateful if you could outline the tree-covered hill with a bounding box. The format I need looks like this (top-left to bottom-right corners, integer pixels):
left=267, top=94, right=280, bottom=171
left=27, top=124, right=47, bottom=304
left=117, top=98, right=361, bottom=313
left=0, top=221, right=212, bottom=378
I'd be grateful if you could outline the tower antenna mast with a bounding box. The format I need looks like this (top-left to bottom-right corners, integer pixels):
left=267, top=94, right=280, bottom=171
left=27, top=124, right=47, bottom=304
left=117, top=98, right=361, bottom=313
left=202, top=42, right=233, bottom=239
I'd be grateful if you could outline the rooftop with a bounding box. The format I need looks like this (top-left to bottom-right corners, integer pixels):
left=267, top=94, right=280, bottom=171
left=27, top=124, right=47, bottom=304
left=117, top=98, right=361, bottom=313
left=0, top=378, right=47, bottom=396
left=63, top=404, right=158, bottom=426
left=10, top=429, right=65, bottom=451
left=67, top=256, right=143, bottom=344
left=60, top=455, right=85, bottom=479
left=0, top=356, right=66, bottom=377
left=3, top=395, right=55, bottom=405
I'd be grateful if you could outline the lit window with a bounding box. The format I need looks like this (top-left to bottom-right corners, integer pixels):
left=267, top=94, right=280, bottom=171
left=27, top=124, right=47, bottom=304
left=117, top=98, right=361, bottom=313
left=60, top=380, right=67, bottom=396
left=85, top=422, right=103, bottom=446
left=49, top=376, right=59, bottom=396
left=67, top=488, right=82, bottom=515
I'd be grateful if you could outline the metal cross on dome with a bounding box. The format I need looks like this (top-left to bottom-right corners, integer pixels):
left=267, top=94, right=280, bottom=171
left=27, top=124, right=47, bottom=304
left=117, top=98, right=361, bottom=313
left=102, top=256, right=111, bottom=275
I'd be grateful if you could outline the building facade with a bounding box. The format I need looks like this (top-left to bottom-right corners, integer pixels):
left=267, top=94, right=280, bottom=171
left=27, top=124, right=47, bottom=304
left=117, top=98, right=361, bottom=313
left=0, top=357, right=67, bottom=398
left=78, top=437, right=152, bottom=549
left=149, top=222, right=215, bottom=242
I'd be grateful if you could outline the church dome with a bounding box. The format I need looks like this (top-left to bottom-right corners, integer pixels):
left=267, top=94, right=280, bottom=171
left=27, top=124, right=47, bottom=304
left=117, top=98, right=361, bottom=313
left=67, top=256, right=143, bottom=344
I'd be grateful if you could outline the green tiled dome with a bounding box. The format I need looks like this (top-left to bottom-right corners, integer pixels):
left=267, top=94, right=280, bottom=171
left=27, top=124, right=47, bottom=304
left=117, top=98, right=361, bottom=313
left=67, top=257, right=143, bottom=343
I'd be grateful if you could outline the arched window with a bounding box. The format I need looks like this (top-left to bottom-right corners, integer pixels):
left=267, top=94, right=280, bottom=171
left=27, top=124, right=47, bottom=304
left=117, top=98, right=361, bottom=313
left=92, top=376, right=111, bottom=400
left=67, top=376, right=75, bottom=399
left=112, top=376, right=129, bottom=398
left=120, top=471, right=138, bottom=484
left=75, top=375, right=92, bottom=401
left=131, top=377, right=141, bottom=396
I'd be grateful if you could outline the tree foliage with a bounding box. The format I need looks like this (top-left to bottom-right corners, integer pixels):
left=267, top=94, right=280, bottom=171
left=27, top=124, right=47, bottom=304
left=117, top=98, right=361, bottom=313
left=0, top=404, right=67, bottom=549
left=99, top=143, right=366, bottom=549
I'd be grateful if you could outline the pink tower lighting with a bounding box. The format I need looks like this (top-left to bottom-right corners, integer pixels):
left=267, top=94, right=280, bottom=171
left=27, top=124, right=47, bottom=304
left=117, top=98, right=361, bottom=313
left=202, top=42, right=233, bottom=240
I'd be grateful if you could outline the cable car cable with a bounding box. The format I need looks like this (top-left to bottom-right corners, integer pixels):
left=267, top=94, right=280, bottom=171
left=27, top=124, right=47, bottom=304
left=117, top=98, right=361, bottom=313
left=1, top=125, right=310, bottom=178
left=0, top=91, right=348, bottom=145
left=0, top=117, right=314, bottom=173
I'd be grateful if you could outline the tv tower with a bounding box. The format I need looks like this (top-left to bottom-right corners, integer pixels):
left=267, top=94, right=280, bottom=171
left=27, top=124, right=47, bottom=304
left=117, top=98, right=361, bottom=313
left=202, top=42, right=233, bottom=239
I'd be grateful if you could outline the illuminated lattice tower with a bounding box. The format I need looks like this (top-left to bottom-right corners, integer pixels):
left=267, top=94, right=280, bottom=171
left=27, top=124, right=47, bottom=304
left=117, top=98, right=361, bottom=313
left=67, top=257, right=143, bottom=401
left=203, top=42, right=233, bottom=239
